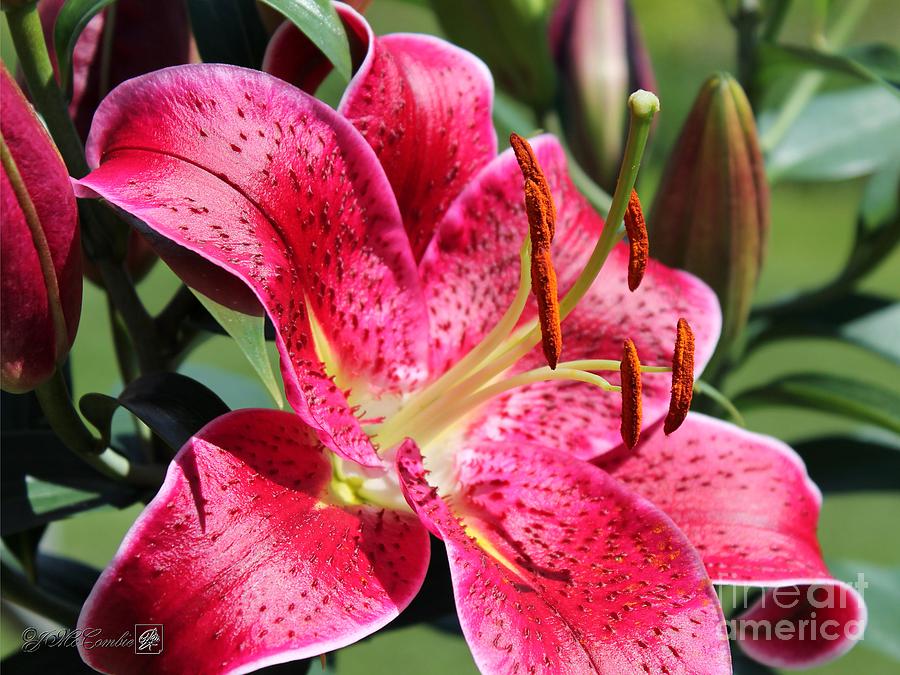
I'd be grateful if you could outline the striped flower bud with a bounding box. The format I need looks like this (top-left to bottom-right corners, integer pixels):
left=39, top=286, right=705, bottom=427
left=550, top=0, right=656, bottom=191
left=1, top=67, right=82, bottom=392
left=650, top=73, right=768, bottom=369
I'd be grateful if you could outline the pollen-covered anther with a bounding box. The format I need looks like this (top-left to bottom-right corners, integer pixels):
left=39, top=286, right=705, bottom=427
left=624, top=189, right=648, bottom=291
left=664, top=318, right=695, bottom=434
left=510, top=132, right=562, bottom=368
left=620, top=338, right=642, bottom=449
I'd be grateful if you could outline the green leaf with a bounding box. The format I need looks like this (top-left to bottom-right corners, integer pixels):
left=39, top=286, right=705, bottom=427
left=259, top=0, right=351, bottom=80
left=759, top=43, right=900, bottom=96
left=748, top=295, right=900, bottom=365
left=859, top=158, right=900, bottom=235
left=53, top=0, right=117, bottom=94
left=192, top=290, right=284, bottom=408
left=1, top=430, right=141, bottom=535
left=185, top=0, right=269, bottom=68
left=733, top=374, right=900, bottom=434
left=793, top=432, right=900, bottom=492
left=80, top=372, right=231, bottom=452
left=828, top=560, right=900, bottom=662
left=25, top=478, right=101, bottom=517
left=763, top=85, right=900, bottom=181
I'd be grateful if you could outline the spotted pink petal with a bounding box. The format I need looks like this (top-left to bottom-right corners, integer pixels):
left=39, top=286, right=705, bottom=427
left=339, top=20, right=497, bottom=260
left=397, top=441, right=731, bottom=674
left=456, top=230, right=721, bottom=458
left=76, top=64, right=429, bottom=466
left=598, top=413, right=867, bottom=668
left=262, top=3, right=371, bottom=95
left=420, top=134, right=603, bottom=376
left=1, top=67, right=81, bottom=393
left=79, top=409, right=430, bottom=675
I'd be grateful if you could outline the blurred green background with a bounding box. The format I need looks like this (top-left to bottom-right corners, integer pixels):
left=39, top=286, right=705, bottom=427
left=2, top=0, right=899, bottom=673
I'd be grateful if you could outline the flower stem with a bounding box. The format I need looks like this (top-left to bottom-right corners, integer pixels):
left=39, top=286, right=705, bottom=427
left=33, top=368, right=164, bottom=486
left=759, top=0, right=870, bottom=153
left=5, top=1, right=89, bottom=177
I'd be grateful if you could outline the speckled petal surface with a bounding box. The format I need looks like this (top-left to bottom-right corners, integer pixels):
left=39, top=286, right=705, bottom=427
left=340, top=28, right=497, bottom=260
left=420, top=134, right=602, bottom=376
left=77, top=65, right=428, bottom=466
left=78, top=409, right=430, bottom=675
left=462, top=243, right=721, bottom=460
left=598, top=413, right=867, bottom=668
left=397, top=441, right=730, bottom=674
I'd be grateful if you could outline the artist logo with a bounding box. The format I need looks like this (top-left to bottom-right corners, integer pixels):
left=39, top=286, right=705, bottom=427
left=134, top=625, right=163, bottom=654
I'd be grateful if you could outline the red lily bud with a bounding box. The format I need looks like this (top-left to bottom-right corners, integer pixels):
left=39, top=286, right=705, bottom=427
left=650, top=73, right=769, bottom=368
left=1, top=67, right=82, bottom=393
left=550, top=0, right=656, bottom=191
left=32, top=0, right=194, bottom=284
left=430, top=0, right=557, bottom=112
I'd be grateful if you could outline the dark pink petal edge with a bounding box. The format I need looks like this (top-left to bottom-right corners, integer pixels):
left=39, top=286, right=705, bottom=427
left=599, top=413, right=867, bottom=668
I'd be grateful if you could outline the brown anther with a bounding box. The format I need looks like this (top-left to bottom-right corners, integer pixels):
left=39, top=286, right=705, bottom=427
left=620, top=338, right=642, bottom=449
left=664, top=318, right=695, bottom=434
left=624, top=189, right=649, bottom=291
left=511, top=132, right=562, bottom=369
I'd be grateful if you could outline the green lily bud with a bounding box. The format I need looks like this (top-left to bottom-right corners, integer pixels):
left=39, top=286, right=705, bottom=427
left=429, top=0, right=557, bottom=113
left=650, top=73, right=769, bottom=370
left=550, top=0, right=656, bottom=191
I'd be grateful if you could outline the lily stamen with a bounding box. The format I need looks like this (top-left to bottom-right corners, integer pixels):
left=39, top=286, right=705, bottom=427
left=665, top=317, right=695, bottom=434
left=624, top=189, right=649, bottom=291
left=510, top=132, right=562, bottom=369
left=620, top=339, right=643, bottom=448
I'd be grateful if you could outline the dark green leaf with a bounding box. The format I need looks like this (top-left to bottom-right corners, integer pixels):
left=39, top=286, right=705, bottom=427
left=0, top=431, right=141, bottom=535
left=192, top=291, right=284, bottom=408
left=259, top=0, right=351, bottom=80
left=34, top=553, right=101, bottom=607
left=1, top=640, right=96, bottom=672
left=80, top=372, right=230, bottom=453
left=734, top=374, right=900, bottom=434
left=186, top=0, right=269, bottom=68
left=759, top=43, right=900, bottom=95
left=53, top=0, right=117, bottom=93
left=827, top=560, right=900, bottom=662
left=793, top=433, right=900, bottom=492
left=763, top=85, right=900, bottom=181
left=748, top=295, right=900, bottom=365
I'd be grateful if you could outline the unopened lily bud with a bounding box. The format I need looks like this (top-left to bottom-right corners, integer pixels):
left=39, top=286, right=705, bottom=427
left=1, top=67, right=82, bottom=393
left=550, top=0, right=656, bottom=191
left=429, top=0, right=557, bottom=112
left=650, top=73, right=768, bottom=368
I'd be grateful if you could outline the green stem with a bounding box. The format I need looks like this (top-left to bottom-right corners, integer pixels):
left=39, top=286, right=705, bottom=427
left=34, top=368, right=101, bottom=456
left=559, top=91, right=659, bottom=319
left=759, top=0, right=870, bottom=153
left=694, top=380, right=746, bottom=427
left=5, top=2, right=89, bottom=177
left=1, top=559, right=80, bottom=627
left=734, top=0, right=762, bottom=105
left=33, top=368, right=164, bottom=486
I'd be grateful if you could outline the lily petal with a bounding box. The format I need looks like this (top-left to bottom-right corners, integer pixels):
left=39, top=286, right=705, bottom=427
left=462, top=243, right=721, bottom=460
left=339, top=16, right=498, bottom=260
left=76, top=64, right=428, bottom=465
left=79, top=409, right=430, bottom=675
left=598, top=413, right=867, bottom=668
left=397, top=440, right=731, bottom=674
left=421, top=134, right=602, bottom=377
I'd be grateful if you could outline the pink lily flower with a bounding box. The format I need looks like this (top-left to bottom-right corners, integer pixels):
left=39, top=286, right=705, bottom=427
left=74, top=5, right=864, bottom=674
